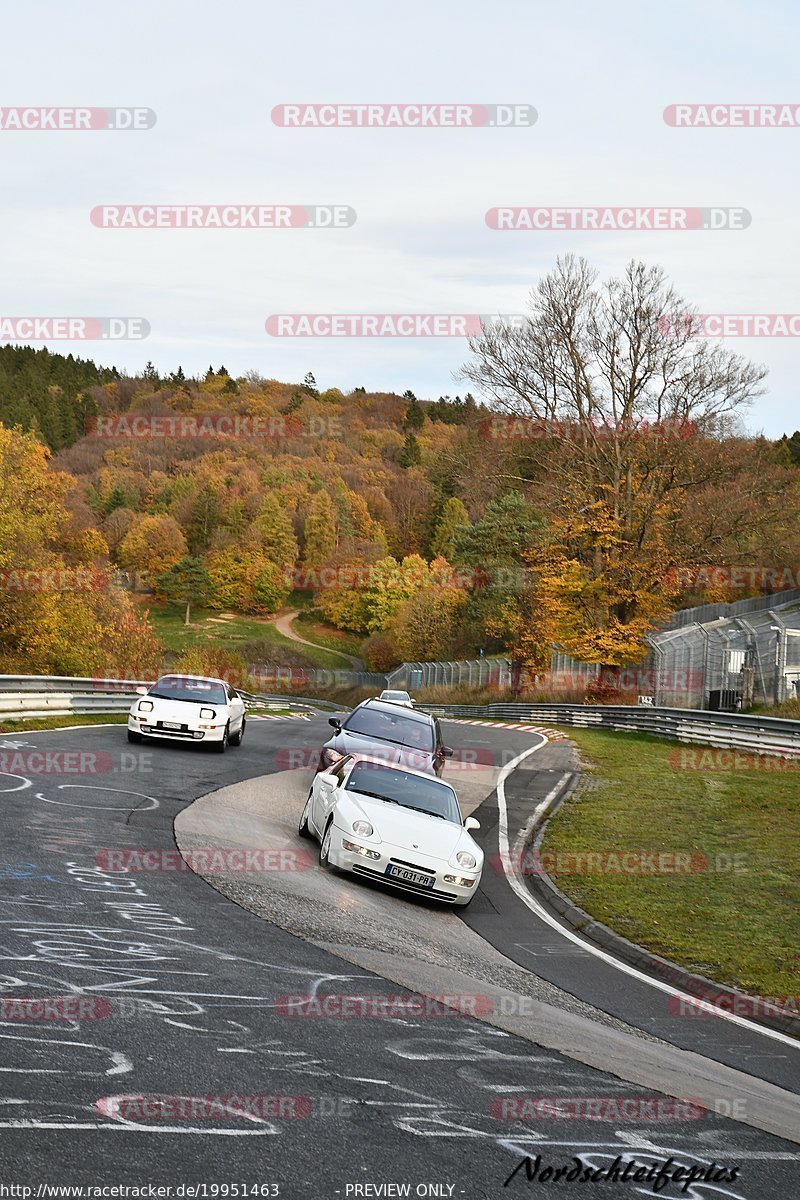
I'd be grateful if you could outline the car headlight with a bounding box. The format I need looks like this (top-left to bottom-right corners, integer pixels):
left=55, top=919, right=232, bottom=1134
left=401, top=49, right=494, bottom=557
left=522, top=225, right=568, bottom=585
left=352, top=820, right=373, bottom=838
left=199, top=708, right=215, bottom=719
left=456, top=851, right=477, bottom=870
left=341, top=839, right=380, bottom=860
left=138, top=700, right=153, bottom=712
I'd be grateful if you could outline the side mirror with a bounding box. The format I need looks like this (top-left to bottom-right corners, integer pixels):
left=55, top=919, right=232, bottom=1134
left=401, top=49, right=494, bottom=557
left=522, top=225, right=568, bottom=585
left=328, top=717, right=341, bottom=730
left=135, top=686, right=148, bottom=696
left=317, top=771, right=338, bottom=787
left=464, top=816, right=481, bottom=831
left=442, top=746, right=454, bottom=758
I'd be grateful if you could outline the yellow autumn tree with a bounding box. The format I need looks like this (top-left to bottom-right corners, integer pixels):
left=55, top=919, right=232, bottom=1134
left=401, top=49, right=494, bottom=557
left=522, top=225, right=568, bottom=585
left=119, top=515, right=187, bottom=577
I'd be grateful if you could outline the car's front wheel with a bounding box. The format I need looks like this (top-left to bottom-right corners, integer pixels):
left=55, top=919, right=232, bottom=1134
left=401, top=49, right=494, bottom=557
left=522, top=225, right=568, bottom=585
left=298, top=791, right=313, bottom=839
left=229, top=716, right=245, bottom=746
left=127, top=730, right=143, bottom=744
left=211, top=723, right=229, bottom=753
left=319, top=820, right=335, bottom=870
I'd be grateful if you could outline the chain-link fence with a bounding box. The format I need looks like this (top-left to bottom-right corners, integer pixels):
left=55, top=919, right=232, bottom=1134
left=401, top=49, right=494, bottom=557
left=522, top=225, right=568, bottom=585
left=388, top=592, right=800, bottom=711
left=386, top=658, right=514, bottom=691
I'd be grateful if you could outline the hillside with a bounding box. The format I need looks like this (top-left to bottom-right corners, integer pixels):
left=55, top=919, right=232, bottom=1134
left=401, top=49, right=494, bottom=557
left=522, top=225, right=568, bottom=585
left=1, top=343, right=800, bottom=686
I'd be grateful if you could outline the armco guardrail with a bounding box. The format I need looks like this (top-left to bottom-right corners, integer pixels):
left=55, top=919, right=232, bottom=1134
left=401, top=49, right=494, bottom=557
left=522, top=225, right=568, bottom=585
left=0, top=692, right=136, bottom=721
left=418, top=702, right=800, bottom=758
left=0, top=676, right=317, bottom=720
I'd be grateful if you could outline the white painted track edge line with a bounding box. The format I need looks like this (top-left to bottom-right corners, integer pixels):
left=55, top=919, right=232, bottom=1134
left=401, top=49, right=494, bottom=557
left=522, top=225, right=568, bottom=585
left=496, top=736, right=800, bottom=1052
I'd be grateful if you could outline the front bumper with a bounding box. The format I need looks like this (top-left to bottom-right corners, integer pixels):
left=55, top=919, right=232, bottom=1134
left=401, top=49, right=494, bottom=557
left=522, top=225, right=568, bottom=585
left=127, top=716, right=225, bottom=743
left=326, top=823, right=481, bottom=906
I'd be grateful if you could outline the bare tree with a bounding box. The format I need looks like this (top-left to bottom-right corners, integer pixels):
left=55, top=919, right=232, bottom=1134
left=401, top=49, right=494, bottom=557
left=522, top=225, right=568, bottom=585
left=460, top=257, right=771, bottom=668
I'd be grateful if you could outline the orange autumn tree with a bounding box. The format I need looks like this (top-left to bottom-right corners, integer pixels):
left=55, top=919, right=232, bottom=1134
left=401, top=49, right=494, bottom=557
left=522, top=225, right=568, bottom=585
left=513, top=494, right=682, bottom=673
left=0, top=424, right=163, bottom=676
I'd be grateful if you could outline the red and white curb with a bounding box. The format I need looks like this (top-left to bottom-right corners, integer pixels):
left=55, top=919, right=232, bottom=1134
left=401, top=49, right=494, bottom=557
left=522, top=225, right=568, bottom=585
left=442, top=718, right=567, bottom=739
left=248, top=712, right=310, bottom=721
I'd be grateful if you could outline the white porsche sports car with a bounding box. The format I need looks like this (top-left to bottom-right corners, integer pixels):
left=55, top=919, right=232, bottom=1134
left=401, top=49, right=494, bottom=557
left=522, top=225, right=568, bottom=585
left=298, top=754, right=483, bottom=906
left=127, top=674, right=246, bottom=752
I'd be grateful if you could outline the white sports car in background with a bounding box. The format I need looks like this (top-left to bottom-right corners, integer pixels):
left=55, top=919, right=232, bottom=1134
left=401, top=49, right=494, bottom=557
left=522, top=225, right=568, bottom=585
left=378, top=689, right=415, bottom=707
left=298, top=754, right=483, bottom=906
left=127, top=674, right=246, bottom=752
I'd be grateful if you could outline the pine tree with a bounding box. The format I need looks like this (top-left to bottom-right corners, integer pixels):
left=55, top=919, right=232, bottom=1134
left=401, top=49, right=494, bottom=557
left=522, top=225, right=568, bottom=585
left=303, top=490, right=337, bottom=566
left=186, top=485, right=222, bottom=554
left=284, top=390, right=304, bottom=414
left=431, top=497, right=470, bottom=560
left=403, top=396, right=424, bottom=431
left=156, top=556, right=214, bottom=625
left=303, top=372, right=319, bottom=397
left=258, top=494, right=299, bottom=569
left=398, top=432, right=421, bottom=468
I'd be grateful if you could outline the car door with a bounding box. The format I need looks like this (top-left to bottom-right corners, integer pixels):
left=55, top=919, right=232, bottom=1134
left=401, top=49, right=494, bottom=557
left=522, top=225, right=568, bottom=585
left=226, top=684, right=244, bottom=729
left=312, top=756, right=349, bottom=833
left=433, top=718, right=445, bottom=775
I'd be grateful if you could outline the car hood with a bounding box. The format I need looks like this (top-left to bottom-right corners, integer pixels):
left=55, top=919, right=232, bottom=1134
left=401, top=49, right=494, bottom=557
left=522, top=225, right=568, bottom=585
left=331, top=731, right=434, bottom=773
left=131, top=697, right=225, bottom=722
left=340, top=794, right=479, bottom=863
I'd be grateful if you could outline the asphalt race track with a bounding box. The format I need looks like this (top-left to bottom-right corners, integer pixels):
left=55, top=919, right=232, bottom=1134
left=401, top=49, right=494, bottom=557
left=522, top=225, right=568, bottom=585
left=0, top=714, right=798, bottom=1198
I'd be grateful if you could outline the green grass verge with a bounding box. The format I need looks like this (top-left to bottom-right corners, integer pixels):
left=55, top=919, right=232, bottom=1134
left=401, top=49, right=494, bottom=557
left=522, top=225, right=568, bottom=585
left=748, top=698, right=800, bottom=720
left=540, top=727, right=799, bottom=997
left=0, top=714, right=129, bottom=733
left=292, top=612, right=364, bottom=660
left=146, top=605, right=346, bottom=670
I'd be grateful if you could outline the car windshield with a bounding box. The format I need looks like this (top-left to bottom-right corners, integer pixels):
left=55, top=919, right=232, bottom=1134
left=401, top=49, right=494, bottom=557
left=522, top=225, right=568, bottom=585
left=342, top=707, right=433, bottom=750
left=382, top=692, right=410, bottom=702
left=149, top=676, right=227, bottom=704
left=345, top=762, right=461, bottom=823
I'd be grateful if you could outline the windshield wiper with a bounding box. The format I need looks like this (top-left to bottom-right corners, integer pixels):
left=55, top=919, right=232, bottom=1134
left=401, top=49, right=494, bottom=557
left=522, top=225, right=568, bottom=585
left=391, top=802, right=448, bottom=819
left=349, top=731, right=426, bottom=748
left=350, top=790, right=401, bottom=803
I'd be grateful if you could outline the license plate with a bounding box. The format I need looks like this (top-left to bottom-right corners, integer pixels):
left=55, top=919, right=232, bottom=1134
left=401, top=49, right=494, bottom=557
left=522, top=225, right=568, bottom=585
left=162, top=721, right=181, bottom=730
left=386, top=864, right=435, bottom=888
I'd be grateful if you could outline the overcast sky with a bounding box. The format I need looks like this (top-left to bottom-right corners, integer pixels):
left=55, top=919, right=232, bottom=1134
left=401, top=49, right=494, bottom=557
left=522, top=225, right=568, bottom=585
left=2, top=0, right=798, bottom=435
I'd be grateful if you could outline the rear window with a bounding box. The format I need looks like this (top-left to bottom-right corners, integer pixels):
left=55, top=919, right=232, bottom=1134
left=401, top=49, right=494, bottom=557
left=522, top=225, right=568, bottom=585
left=343, top=706, right=433, bottom=750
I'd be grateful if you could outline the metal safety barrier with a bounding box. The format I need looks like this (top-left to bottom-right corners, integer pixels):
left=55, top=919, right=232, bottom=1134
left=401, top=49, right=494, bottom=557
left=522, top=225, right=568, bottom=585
left=418, top=701, right=800, bottom=758
left=0, top=676, right=315, bottom=720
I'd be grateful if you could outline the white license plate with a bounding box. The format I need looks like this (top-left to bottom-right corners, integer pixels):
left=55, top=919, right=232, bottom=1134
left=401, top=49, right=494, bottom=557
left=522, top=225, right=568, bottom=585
left=162, top=721, right=181, bottom=730
left=386, top=865, right=434, bottom=888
